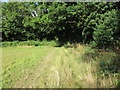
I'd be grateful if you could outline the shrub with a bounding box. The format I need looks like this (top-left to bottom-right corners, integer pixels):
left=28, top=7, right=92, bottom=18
left=2, top=41, right=19, bottom=47
left=1, top=40, right=58, bottom=47
left=93, top=10, right=117, bottom=49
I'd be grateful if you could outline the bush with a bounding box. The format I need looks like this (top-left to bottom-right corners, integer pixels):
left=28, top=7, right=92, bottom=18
left=2, top=40, right=58, bottom=47
left=93, top=10, right=117, bottom=49
left=2, top=41, right=19, bottom=47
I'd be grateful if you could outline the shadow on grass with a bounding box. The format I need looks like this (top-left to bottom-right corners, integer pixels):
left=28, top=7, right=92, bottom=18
left=99, top=52, right=120, bottom=74
left=98, top=52, right=120, bottom=88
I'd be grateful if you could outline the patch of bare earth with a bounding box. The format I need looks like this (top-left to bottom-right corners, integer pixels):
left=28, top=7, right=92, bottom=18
left=17, top=46, right=33, bottom=48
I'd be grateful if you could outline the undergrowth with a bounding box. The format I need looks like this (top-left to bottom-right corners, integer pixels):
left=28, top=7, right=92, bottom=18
left=81, top=45, right=120, bottom=88
left=2, top=40, right=58, bottom=47
left=64, top=43, right=119, bottom=88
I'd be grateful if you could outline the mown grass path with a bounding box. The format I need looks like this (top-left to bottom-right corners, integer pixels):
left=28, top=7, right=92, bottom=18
left=2, top=46, right=85, bottom=88
left=2, top=46, right=57, bottom=88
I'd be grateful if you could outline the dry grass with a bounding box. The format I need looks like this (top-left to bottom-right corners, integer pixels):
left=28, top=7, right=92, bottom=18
left=35, top=45, right=99, bottom=88
left=35, top=44, right=118, bottom=88
left=17, top=46, right=33, bottom=48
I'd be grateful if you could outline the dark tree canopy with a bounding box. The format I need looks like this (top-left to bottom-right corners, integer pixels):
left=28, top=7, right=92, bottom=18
left=2, top=2, right=120, bottom=48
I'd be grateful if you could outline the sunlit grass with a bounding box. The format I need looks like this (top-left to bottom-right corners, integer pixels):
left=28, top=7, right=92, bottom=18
left=2, top=46, right=55, bottom=88
left=2, top=45, right=119, bottom=88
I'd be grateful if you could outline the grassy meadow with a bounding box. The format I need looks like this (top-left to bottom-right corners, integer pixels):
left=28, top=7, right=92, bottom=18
left=1, top=43, right=119, bottom=88
left=1, top=2, right=120, bottom=88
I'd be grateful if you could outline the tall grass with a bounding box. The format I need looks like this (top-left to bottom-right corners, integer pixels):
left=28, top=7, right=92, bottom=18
left=63, top=43, right=119, bottom=88
left=80, top=45, right=119, bottom=88
left=37, top=43, right=119, bottom=88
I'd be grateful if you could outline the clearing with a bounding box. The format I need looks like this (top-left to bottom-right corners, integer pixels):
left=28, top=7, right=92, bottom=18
left=2, top=46, right=118, bottom=88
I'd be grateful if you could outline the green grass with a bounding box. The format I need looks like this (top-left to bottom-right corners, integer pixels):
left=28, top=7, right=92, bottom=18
left=2, top=45, right=119, bottom=88
left=2, top=46, right=56, bottom=87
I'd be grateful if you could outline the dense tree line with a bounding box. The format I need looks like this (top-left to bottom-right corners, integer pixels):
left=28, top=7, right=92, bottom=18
left=2, top=2, right=120, bottom=48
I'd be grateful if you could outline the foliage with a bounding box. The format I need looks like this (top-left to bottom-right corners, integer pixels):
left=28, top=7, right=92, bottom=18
left=98, top=52, right=120, bottom=74
left=2, top=40, right=58, bottom=47
left=82, top=46, right=99, bottom=62
left=2, top=2, right=119, bottom=48
left=82, top=46, right=120, bottom=75
left=81, top=46, right=119, bottom=87
left=93, top=10, right=117, bottom=48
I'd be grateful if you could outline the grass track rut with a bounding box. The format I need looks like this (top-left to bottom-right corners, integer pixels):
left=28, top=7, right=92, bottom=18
left=3, top=46, right=87, bottom=88
left=14, top=48, right=81, bottom=88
